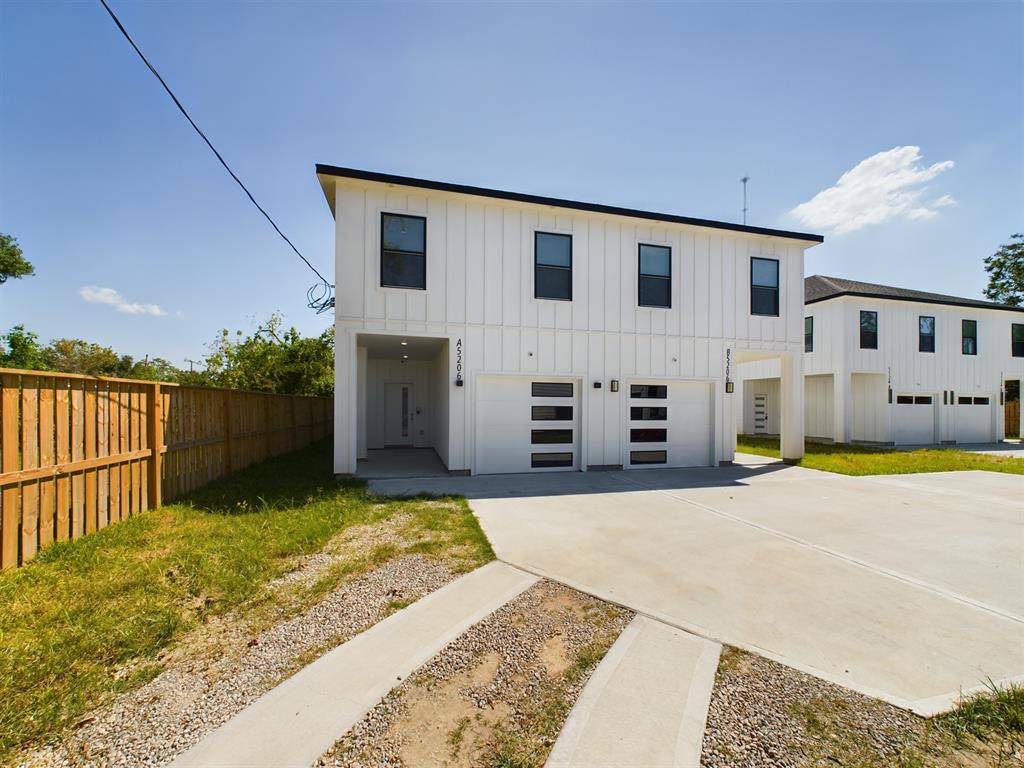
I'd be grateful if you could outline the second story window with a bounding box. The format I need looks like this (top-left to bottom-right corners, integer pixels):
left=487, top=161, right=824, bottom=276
left=638, top=244, right=671, bottom=308
left=860, top=310, right=878, bottom=349
left=381, top=213, right=426, bottom=289
left=535, top=232, right=572, bottom=300
left=750, top=258, right=779, bottom=316
left=804, top=317, right=813, bottom=352
left=962, top=319, right=978, bottom=355
left=1013, top=323, right=1024, bottom=358
left=919, top=316, right=935, bottom=353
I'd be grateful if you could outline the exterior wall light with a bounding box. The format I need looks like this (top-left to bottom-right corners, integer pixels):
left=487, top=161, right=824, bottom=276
left=725, top=382, right=734, bottom=394
left=610, top=380, right=619, bottom=393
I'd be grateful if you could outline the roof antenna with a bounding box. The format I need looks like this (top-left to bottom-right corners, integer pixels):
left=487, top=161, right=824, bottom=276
left=741, top=176, right=750, bottom=225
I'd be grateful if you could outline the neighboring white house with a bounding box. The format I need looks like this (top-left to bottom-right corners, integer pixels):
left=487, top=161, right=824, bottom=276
left=739, top=275, right=1024, bottom=445
left=318, top=166, right=824, bottom=476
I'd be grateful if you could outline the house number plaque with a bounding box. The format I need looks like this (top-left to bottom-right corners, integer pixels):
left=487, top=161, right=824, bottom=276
left=455, top=338, right=464, bottom=386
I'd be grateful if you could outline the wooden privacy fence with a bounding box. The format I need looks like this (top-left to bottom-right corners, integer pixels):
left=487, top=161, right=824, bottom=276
left=0, top=368, right=333, bottom=570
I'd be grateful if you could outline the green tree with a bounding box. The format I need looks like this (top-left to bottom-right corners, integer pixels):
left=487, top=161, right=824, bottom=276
left=0, top=233, right=34, bottom=284
left=198, top=314, right=333, bottom=396
left=984, top=233, right=1024, bottom=307
left=0, top=325, right=49, bottom=370
left=42, top=338, right=126, bottom=376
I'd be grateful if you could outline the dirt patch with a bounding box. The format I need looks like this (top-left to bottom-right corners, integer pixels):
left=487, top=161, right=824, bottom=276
left=701, top=646, right=1017, bottom=768
left=322, top=580, right=633, bottom=768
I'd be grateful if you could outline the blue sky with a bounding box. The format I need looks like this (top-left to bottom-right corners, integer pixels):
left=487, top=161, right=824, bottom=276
left=2, top=1, right=1021, bottom=366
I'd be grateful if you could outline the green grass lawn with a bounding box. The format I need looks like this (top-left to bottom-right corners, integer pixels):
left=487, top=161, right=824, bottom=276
left=737, top=435, right=1024, bottom=476
left=0, top=439, right=493, bottom=763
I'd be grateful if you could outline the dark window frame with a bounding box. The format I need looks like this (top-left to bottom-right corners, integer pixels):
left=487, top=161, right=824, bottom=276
left=380, top=213, right=427, bottom=290
left=531, top=405, right=574, bottom=421
left=637, top=243, right=672, bottom=309
left=804, top=316, right=813, bottom=352
left=919, top=315, right=935, bottom=353
left=750, top=257, right=780, bottom=317
left=962, top=319, right=978, bottom=356
left=630, top=450, right=667, bottom=465
left=630, top=428, right=667, bottom=443
left=860, top=310, right=878, bottom=350
left=531, top=429, right=573, bottom=445
left=534, top=231, right=573, bottom=301
left=630, top=406, right=668, bottom=420
left=1012, top=323, right=1024, bottom=358
left=531, top=452, right=573, bottom=468
left=630, top=384, right=668, bottom=399
left=531, top=382, right=574, bottom=398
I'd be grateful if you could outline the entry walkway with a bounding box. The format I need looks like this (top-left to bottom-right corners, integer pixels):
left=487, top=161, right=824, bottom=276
left=169, top=562, right=538, bottom=768
left=355, top=448, right=448, bottom=479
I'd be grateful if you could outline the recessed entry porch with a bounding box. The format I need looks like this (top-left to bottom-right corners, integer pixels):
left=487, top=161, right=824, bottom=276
left=355, top=333, right=453, bottom=478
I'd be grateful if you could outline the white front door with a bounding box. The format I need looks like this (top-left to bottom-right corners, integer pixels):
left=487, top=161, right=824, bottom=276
left=384, top=383, right=414, bottom=446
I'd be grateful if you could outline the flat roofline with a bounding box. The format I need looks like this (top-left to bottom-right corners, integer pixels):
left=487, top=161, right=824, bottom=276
left=315, top=164, right=825, bottom=244
left=806, top=291, right=1024, bottom=314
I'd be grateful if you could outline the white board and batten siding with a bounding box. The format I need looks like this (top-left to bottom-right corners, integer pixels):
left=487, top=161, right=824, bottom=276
left=329, top=174, right=817, bottom=474
left=804, top=295, right=1024, bottom=444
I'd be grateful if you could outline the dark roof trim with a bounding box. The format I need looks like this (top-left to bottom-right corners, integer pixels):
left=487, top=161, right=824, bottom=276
left=806, top=290, right=1024, bottom=314
left=315, top=164, right=824, bottom=244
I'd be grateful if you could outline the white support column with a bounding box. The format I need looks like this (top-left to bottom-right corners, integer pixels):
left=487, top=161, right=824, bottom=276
left=780, top=352, right=805, bottom=461
left=356, top=346, right=368, bottom=460
left=334, top=329, right=357, bottom=475
left=833, top=371, right=848, bottom=444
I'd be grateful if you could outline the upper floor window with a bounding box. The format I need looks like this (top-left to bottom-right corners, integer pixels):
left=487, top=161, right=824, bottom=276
left=535, top=232, right=572, bottom=300
left=1013, top=323, right=1024, bottom=358
left=750, top=258, right=779, bottom=316
left=919, top=316, right=935, bottom=353
left=380, top=213, right=426, bottom=290
left=638, top=244, right=671, bottom=308
left=860, top=310, right=878, bottom=349
left=804, top=317, right=813, bottom=352
left=962, top=319, right=977, bottom=355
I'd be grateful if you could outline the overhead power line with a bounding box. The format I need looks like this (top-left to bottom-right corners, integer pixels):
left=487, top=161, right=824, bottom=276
left=97, top=0, right=334, bottom=313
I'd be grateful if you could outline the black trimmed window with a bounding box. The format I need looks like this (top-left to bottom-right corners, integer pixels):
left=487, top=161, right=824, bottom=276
left=914, top=396, right=933, bottom=405
left=380, top=213, right=426, bottom=289
left=896, top=395, right=913, bottom=405
left=750, top=258, right=779, bottom=316
left=974, top=397, right=990, bottom=405
left=860, top=311, right=878, bottom=349
left=962, top=319, right=977, bottom=355
left=631, top=406, right=667, bottom=420
left=638, top=244, right=671, bottom=308
left=1013, top=323, right=1024, bottom=358
left=958, top=396, right=972, bottom=404
left=531, top=429, right=572, bottom=444
left=630, top=428, right=667, bottom=442
left=532, top=405, right=573, bottom=421
left=532, top=452, right=573, bottom=468
left=535, top=232, right=572, bottom=300
left=804, top=317, right=813, bottom=352
left=630, top=384, right=667, bottom=399
left=919, top=316, right=935, bottom=353
left=630, top=450, right=667, bottom=465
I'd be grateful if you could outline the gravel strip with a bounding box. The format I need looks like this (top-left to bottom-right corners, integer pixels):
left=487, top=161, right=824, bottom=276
left=701, top=647, right=938, bottom=768
left=22, top=554, right=454, bottom=768
left=321, top=580, right=633, bottom=768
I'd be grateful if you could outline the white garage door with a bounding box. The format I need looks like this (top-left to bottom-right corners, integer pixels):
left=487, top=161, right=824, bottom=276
left=475, top=376, right=580, bottom=474
left=626, top=381, right=713, bottom=468
left=955, top=395, right=994, bottom=443
left=893, top=394, right=936, bottom=445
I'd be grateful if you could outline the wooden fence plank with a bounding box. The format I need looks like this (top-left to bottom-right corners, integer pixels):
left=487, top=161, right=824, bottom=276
left=20, top=377, right=40, bottom=563
left=55, top=381, right=70, bottom=542
left=83, top=380, right=97, bottom=535
left=97, top=381, right=109, bottom=529
left=1, top=374, right=20, bottom=569
left=38, top=379, right=55, bottom=550
left=70, top=380, right=85, bottom=540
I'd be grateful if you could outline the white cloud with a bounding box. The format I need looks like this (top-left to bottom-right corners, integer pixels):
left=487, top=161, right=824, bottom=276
left=791, top=146, right=955, bottom=235
left=79, top=286, right=167, bottom=316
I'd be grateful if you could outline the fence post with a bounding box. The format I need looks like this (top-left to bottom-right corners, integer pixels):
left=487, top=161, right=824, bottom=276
left=223, top=389, right=233, bottom=474
left=147, top=382, right=163, bottom=510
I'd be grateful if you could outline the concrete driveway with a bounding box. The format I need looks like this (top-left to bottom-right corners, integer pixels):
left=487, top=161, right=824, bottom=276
left=372, top=459, right=1024, bottom=715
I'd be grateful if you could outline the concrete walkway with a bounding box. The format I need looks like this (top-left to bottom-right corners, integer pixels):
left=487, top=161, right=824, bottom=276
left=170, top=562, right=538, bottom=768
left=547, top=616, right=720, bottom=768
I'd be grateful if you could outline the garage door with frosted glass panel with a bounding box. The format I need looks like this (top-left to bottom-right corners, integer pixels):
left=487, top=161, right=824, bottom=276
left=475, top=376, right=579, bottom=474
left=627, top=381, right=713, bottom=468
left=956, top=396, right=994, bottom=443
left=893, top=394, right=936, bottom=445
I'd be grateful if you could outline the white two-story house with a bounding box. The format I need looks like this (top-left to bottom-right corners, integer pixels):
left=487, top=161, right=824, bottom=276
left=318, top=166, right=823, bottom=475
left=740, top=276, right=1024, bottom=445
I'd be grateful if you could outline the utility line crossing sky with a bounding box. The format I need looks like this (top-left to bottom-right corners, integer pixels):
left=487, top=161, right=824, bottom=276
left=1, top=1, right=1021, bottom=365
